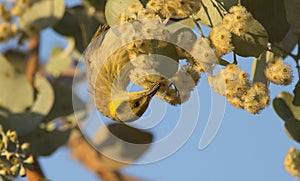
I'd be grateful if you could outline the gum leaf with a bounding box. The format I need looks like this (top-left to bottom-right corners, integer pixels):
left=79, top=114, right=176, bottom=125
left=293, top=81, right=300, bottom=106
left=20, top=0, right=65, bottom=36
left=105, top=0, right=140, bottom=27
left=9, top=74, right=54, bottom=136
left=284, top=118, right=300, bottom=143
left=241, top=0, right=290, bottom=43
left=92, top=123, right=153, bottom=170
left=194, top=0, right=224, bottom=27
left=21, top=127, right=71, bottom=156
left=278, top=92, right=300, bottom=120
left=285, top=0, right=300, bottom=32
left=231, top=19, right=268, bottom=57
left=272, top=97, right=294, bottom=122
left=53, top=6, right=101, bottom=52
left=251, top=51, right=272, bottom=84
left=0, top=54, right=33, bottom=113
left=45, top=46, right=73, bottom=78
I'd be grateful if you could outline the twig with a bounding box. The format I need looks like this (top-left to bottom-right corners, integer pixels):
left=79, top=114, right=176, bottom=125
left=25, top=35, right=40, bottom=86
left=210, top=0, right=228, bottom=16
left=233, top=53, right=237, bottom=64
left=192, top=19, right=204, bottom=38
left=26, top=156, right=45, bottom=181
left=68, top=130, right=145, bottom=181
left=267, top=44, right=300, bottom=77
left=218, top=58, right=231, bottom=66
left=297, top=35, right=300, bottom=77
left=200, top=1, right=214, bottom=27
left=238, top=0, right=241, bottom=5
left=267, top=44, right=298, bottom=61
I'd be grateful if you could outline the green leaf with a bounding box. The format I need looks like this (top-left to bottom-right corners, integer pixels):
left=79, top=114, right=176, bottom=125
left=293, top=80, right=300, bottom=106
left=92, top=123, right=153, bottom=166
left=21, top=127, right=71, bottom=156
left=105, top=0, right=140, bottom=27
left=45, top=43, right=73, bottom=77
left=231, top=19, right=268, bottom=57
left=170, top=26, right=197, bottom=53
left=83, top=0, right=106, bottom=11
left=251, top=51, right=273, bottom=84
left=273, top=92, right=300, bottom=143
left=194, top=0, right=224, bottom=27
left=20, top=0, right=65, bottom=36
left=241, top=0, right=290, bottom=43
left=284, top=118, right=300, bottom=143
left=216, top=0, right=238, bottom=10
left=53, top=6, right=101, bottom=52
left=43, top=83, right=86, bottom=123
left=0, top=54, right=33, bottom=113
left=285, top=0, right=300, bottom=32
left=278, top=92, right=300, bottom=120
left=273, top=97, right=295, bottom=122
left=167, top=18, right=196, bottom=32
left=270, top=27, right=298, bottom=57
left=9, top=74, right=54, bottom=136
left=4, top=50, right=27, bottom=73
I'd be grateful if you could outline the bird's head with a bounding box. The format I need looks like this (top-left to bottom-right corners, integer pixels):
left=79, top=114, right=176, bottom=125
left=109, top=83, right=160, bottom=122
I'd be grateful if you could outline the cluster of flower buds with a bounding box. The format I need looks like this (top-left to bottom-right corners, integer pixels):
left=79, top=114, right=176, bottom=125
left=264, top=56, right=293, bottom=85
left=117, top=2, right=203, bottom=106
left=208, top=64, right=270, bottom=114
left=118, top=2, right=160, bottom=24
left=146, top=0, right=201, bottom=19
left=0, top=126, right=33, bottom=179
left=0, top=0, right=30, bottom=42
left=129, top=53, right=200, bottom=105
left=190, top=38, right=218, bottom=74
left=119, top=0, right=201, bottom=22
left=118, top=19, right=170, bottom=58
left=209, top=5, right=254, bottom=56
left=284, top=147, right=300, bottom=179
left=153, top=66, right=200, bottom=105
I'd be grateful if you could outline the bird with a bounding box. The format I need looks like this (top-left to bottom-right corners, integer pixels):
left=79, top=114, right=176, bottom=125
left=84, top=24, right=161, bottom=122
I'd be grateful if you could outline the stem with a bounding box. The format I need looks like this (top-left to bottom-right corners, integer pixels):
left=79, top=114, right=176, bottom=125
left=210, top=0, right=228, bottom=16
left=233, top=53, right=237, bottom=64
left=26, top=156, right=45, bottom=181
left=238, top=0, right=242, bottom=5
left=297, top=35, right=300, bottom=77
left=192, top=19, right=204, bottom=38
left=296, top=60, right=300, bottom=78
left=200, top=1, right=214, bottom=26
left=267, top=44, right=298, bottom=61
left=26, top=35, right=40, bottom=86
left=267, top=44, right=300, bottom=77
left=218, top=58, right=231, bottom=66
left=68, top=130, right=145, bottom=181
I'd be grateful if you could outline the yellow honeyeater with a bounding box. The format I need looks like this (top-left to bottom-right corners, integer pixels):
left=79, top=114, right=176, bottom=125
left=85, top=24, right=160, bottom=122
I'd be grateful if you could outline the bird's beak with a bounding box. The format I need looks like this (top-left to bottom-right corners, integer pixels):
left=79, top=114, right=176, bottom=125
left=146, top=83, right=161, bottom=97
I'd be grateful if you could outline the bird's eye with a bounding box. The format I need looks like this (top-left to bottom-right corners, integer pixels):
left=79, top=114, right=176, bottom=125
left=134, top=101, right=140, bottom=107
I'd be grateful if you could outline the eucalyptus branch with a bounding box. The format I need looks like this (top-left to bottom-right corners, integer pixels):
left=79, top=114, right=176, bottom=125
left=267, top=44, right=298, bottom=61
left=238, top=0, right=242, bottom=6
left=192, top=18, right=204, bottom=38
left=26, top=156, right=45, bottom=181
left=200, top=1, right=213, bottom=26
left=25, top=35, right=40, bottom=87
left=233, top=53, right=237, bottom=64
left=68, top=130, right=145, bottom=181
left=297, top=35, right=300, bottom=77
left=267, top=44, right=300, bottom=78
left=210, top=0, right=228, bottom=16
left=218, top=58, right=231, bottom=66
